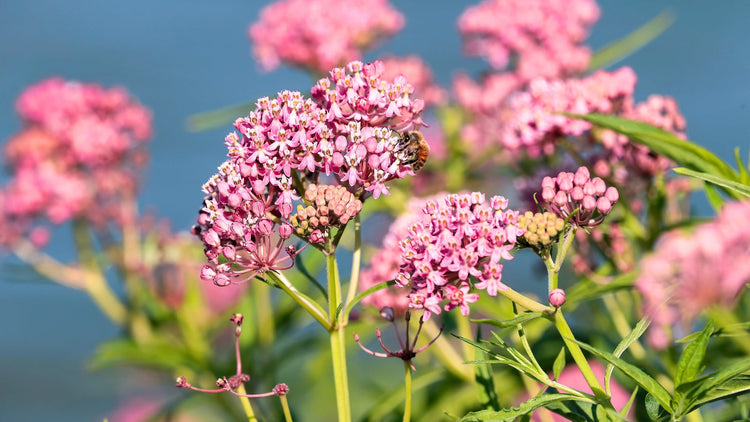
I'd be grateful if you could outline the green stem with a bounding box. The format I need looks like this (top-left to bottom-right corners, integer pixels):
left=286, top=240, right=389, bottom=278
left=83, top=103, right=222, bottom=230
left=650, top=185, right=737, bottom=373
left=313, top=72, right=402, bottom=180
left=402, top=360, right=412, bottom=422
left=270, top=271, right=330, bottom=329
left=554, top=227, right=577, bottom=274
left=72, top=219, right=127, bottom=325
left=11, top=240, right=86, bottom=289
left=422, top=321, right=473, bottom=381
left=326, top=251, right=351, bottom=422
left=235, top=384, right=258, bottom=421
left=498, top=286, right=550, bottom=313
left=254, top=281, right=275, bottom=347
left=279, top=394, right=294, bottom=422
left=554, top=311, right=609, bottom=401
left=343, top=214, right=361, bottom=325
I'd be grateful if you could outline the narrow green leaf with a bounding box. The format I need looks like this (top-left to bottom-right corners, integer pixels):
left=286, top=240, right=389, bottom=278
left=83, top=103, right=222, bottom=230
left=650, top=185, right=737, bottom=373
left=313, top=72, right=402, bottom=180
left=734, top=148, right=748, bottom=183
left=673, top=167, right=750, bottom=198
left=687, top=375, right=750, bottom=408
left=620, top=386, right=639, bottom=419
left=566, top=271, right=636, bottom=305
left=678, top=359, right=750, bottom=416
left=588, top=10, right=675, bottom=70
left=553, top=347, right=567, bottom=380
left=571, top=338, right=673, bottom=411
left=459, top=394, right=595, bottom=421
left=675, top=320, right=714, bottom=388
left=471, top=311, right=544, bottom=329
left=606, top=318, right=650, bottom=393
left=567, top=113, right=737, bottom=180
left=186, top=102, right=254, bottom=132
left=474, top=326, right=501, bottom=411
left=705, top=183, right=727, bottom=212
left=343, top=280, right=395, bottom=318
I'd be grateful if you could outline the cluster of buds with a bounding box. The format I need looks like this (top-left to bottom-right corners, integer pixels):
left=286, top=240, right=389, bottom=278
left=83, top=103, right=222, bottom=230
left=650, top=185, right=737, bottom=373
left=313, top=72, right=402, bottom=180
left=541, top=166, right=619, bottom=227
left=516, top=211, right=566, bottom=249
left=289, top=184, right=363, bottom=243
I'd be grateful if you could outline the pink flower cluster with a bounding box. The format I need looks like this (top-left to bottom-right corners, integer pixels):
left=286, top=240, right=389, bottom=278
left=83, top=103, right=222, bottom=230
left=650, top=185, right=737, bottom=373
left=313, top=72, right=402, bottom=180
left=378, top=55, right=447, bottom=107
left=458, top=0, right=599, bottom=81
left=249, top=0, right=403, bottom=74
left=396, top=193, right=521, bottom=319
left=360, top=196, right=440, bottom=316
left=540, top=166, right=619, bottom=227
left=635, top=200, right=750, bottom=349
left=0, top=78, right=152, bottom=246
left=196, top=60, right=425, bottom=285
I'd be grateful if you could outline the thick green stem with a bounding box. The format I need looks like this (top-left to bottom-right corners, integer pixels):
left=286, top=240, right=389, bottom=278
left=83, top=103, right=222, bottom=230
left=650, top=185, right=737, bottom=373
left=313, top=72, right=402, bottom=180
left=254, top=281, right=275, bottom=347
left=72, top=220, right=127, bottom=324
left=498, top=286, right=550, bottom=313
left=279, top=394, right=294, bottom=422
left=326, top=251, right=351, bottom=422
left=235, top=384, right=258, bottom=421
left=271, top=271, right=330, bottom=329
left=402, top=360, right=412, bottom=422
left=11, top=240, right=86, bottom=289
left=554, top=311, right=609, bottom=401
left=343, top=214, right=361, bottom=325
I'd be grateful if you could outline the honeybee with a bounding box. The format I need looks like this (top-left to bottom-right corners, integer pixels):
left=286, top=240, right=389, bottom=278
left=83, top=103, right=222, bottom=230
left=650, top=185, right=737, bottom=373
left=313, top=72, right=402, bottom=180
left=396, top=131, right=430, bottom=172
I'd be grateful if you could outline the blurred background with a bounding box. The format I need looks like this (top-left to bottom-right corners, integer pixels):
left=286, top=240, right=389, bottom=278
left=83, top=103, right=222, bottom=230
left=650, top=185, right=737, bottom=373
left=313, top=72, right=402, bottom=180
left=0, top=0, right=748, bottom=420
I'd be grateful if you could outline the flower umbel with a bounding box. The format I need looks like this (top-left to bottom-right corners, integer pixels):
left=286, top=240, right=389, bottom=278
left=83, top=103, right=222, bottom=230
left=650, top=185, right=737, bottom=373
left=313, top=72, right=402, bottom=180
left=396, top=192, right=521, bottom=319
left=354, top=307, right=443, bottom=371
left=540, top=166, right=619, bottom=227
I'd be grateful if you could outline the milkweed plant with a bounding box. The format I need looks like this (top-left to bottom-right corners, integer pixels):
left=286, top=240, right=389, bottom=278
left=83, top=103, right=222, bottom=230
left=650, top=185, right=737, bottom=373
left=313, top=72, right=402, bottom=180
left=2, top=0, right=750, bottom=421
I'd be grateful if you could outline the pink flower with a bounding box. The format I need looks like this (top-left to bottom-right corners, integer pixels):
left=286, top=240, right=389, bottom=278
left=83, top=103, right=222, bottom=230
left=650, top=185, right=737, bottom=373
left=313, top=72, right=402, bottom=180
left=458, top=0, right=599, bottom=80
left=540, top=166, right=619, bottom=227
left=248, top=0, right=404, bottom=74
left=378, top=55, right=447, bottom=107
left=635, top=200, right=750, bottom=348
left=0, top=78, right=152, bottom=247
left=197, top=62, right=427, bottom=284
left=396, top=193, right=520, bottom=319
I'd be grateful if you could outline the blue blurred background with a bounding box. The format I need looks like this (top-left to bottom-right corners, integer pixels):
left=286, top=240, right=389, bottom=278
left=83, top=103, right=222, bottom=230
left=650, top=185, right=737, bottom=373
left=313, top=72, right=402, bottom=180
left=0, top=1, right=748, bottom=420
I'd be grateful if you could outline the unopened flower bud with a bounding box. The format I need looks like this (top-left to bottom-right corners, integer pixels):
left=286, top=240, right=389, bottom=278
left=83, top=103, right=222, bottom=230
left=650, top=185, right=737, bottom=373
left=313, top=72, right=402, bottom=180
left=549, top=288, right=566, bottom=307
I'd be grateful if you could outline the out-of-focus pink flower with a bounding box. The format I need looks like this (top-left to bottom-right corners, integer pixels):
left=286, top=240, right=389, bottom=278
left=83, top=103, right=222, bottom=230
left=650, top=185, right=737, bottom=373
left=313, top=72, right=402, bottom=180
left=378, top=55, right=447, bottom=107
left=249, top=0, right=403, bottom=74
left=636, top=200, right=750, bottom=349
left=458, top=0, right=599, bottom=81
left=498, top=68, right=637, bottom=157
left=396, top=192, right=520, bottom=320
left=0, top=78, right=152, bottom=247
left=107, top=396, right=196, bottom=422
left=528, top=361, right=632, bottom=421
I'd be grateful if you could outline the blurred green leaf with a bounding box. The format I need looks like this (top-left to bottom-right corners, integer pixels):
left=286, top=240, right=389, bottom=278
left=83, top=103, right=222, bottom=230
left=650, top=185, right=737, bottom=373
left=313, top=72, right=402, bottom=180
left=187, top=102, right=254, bottom=132
left=566, top=271, right=636, bottom=305
left=89, top=338, right=196, bottom=371
left=645, top=393, right=664, bottom=420
left=673, top=167, right=750, bottom=198
left=474, top=326, right=501, bottom=411
left=553, top=347, right=566, bottom=381
left=589, top=10, right=675, bottom=70
left=572, top=338, right=673, bottom=412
